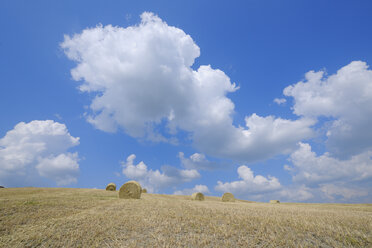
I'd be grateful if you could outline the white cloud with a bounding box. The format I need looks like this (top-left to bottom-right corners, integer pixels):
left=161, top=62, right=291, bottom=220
left=36, top=153, right=79, bottom=185
left=278, top=185, right=314, bottom=202
left=281, top=142, right=372, bottom=202
left=174, top=184, right=210, bottom=195
left=320, top=184, right=368, bottom=201
left=60, top=13, right=372, bottom=202
left=215, top=165, right=281, bottom=198
left=287, top=142, right=372, bottom=185
left=210, top=114, right=314, bottom=161
left=61, top=12, right=314, bottom=163
left=0, top=120, right=80, bottom=186
left=273, top=98, right=286, bottom=105
left=122, top=154, right=200, bottom=193
left=277, top=183, right=370, bottom=203
left=284, top=61, right=372, bottom=158
left=275, top=61, right=372, bottom=203
left=178, top=152, right=226, bottom=170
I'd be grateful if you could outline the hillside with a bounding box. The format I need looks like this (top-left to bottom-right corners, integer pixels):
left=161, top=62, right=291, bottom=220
left=0, top=188, right=371, bottom=247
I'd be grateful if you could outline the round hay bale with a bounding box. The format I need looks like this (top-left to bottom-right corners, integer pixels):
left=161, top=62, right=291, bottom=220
left=191, top=192, right=204, bottom=201
left=142, top=188, right=147, bottom=193
left=270, top=200, right=280, bottom=204
left=119, top=180, right=142, bottom=199
left=105, top=183, right=116, bottom=191
left=222, top=192, right=235, bottom=202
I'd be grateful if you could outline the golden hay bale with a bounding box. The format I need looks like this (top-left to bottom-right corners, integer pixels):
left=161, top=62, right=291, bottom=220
left=191, top=192, right=205, bottom=201
left=222, top=192, right=235, bottom=202
left=270, top=200, right=280, bottom=204
left=119, top=180, right=142, bottom=199
left=105, top=183, right=116, bottom=191
left=142, top=188, right=147, bottom=193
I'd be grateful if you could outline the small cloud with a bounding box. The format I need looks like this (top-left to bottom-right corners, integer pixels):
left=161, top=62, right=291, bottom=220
left=283, top=164, right=293, bottom=171
left=289, top=142, right=372, bottom=185
left=215, top=165, right=281, bottom=197
left=278, top=185, right=314, bottom=202
left=178, top=152, right=225, bottom=170
left=273, top=98, right=286, bottom=105
left=54, top=113, right=63, bottom=120
left=320, top=184, right=368, bottom=201
left=174, top=184, right=210, bottom=195
left=125, top=13, right=132, bottom=21
left=121, top=154, right=200, bottom=193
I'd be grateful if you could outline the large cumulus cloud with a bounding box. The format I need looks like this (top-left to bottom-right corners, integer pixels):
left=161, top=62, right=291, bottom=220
left=61, top=12, right=313, bottom=163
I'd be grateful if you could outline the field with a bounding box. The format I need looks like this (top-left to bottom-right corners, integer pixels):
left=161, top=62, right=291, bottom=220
left=0, top=188, right=371, bottom=247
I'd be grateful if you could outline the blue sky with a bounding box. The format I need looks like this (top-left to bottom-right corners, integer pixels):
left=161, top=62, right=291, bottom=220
left=1, top=0, right=372, bottom=203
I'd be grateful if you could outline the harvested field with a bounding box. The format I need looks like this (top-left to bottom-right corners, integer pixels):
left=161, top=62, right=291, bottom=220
left=0, top=188, right=371, bottom=247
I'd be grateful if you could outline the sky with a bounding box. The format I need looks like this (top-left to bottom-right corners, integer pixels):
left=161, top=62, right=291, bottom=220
left=1, top=0, right=372, bottom=203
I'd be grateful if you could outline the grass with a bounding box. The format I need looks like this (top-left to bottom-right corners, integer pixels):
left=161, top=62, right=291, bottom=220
left=0, top=188, right=371, bottom=247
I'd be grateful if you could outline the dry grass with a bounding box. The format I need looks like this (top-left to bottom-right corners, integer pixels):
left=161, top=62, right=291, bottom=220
left=0, top=188, right=371, bottom=247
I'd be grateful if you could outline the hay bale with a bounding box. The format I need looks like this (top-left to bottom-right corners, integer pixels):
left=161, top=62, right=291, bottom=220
left=270, top=200, right=280, bottom=204
left=119, top=180, right=142, bottom=199
left=142, top=188, right=147, bottom=193
left=222, top=192, right=235, bottom=202
left=191, top=192, right=204, bottom=201
left=105, top=183, right=116, bottom=191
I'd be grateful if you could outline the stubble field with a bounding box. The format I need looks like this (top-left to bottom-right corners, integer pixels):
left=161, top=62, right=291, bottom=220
left=0, top=188, right=371, bottom=247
